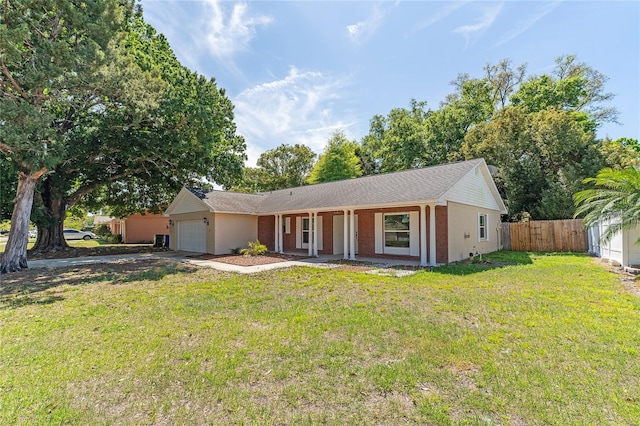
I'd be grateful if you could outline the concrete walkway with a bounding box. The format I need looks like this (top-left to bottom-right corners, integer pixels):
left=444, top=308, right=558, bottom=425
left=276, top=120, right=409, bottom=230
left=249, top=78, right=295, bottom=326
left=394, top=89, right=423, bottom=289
left=26, top=251, right=423, bottom=275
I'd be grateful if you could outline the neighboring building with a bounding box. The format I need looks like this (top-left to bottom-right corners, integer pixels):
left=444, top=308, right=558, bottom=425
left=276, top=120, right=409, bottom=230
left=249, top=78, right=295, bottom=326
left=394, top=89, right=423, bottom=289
left=588, top=220, right=640, bottom=268
left=164, top=159, right=507, bottom=266
left=107, top=213, right=170, bottom=244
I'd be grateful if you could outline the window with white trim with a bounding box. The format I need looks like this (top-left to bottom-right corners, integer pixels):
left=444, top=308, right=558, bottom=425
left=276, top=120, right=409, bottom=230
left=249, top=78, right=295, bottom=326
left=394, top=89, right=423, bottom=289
left=478, top=214, right=487, bottom=241
left=384, top=214, right=410, bottom=248
left=302, top=218, right=310, bottom=244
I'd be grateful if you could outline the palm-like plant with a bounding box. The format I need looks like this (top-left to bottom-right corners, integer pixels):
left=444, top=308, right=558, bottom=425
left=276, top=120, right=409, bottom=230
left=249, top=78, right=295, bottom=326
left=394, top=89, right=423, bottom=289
left=574, top=167, right=640, bottom=244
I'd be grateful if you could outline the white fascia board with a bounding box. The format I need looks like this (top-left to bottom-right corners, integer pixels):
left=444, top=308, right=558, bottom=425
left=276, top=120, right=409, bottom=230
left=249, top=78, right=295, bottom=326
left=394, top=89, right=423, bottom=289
left=256, top=199, right=441, bottom=216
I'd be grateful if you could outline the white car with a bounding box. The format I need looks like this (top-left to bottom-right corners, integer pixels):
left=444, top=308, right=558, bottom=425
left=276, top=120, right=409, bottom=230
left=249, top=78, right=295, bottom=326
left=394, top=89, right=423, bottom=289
left=63, top=229, right=96, bottom=240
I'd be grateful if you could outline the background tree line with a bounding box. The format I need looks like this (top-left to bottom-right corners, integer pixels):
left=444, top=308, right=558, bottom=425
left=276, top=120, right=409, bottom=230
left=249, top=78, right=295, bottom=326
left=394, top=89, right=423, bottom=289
left=232, top=55, right=638, bottom=223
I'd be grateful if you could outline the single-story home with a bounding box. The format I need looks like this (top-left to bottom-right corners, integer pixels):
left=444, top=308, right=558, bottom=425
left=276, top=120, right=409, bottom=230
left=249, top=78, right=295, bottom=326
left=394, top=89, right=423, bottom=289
left=164, top=158, right=507, bottom=266
left=106, top=213, right=170, bottom=244
left=587, top=220, right=640, bottom=268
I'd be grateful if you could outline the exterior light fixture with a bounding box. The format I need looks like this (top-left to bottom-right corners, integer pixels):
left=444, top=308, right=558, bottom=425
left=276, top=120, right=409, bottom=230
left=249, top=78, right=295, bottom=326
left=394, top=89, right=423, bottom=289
left=203, top=217, right=209, bottom=225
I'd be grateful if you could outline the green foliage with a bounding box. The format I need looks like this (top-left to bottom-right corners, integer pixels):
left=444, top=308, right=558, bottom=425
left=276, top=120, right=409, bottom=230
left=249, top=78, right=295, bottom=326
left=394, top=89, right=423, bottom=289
left=105, top=233, right=123, bottom=244
left=232, top=144, right=316, bottom=192
left=94, top=224, right=112, bottom=237
left=63, top=16, right=246, bottom=218
left=510, top=54, right=617, bottom=127
left=8, top=14, right=247, bottom=253
left=230, top=247, right=242, bottom=255
left=462, top=107, right=604, bottom=220
left=355, top=55, right=628, bottom=222
left=307, top=131, right=362, bottom=184
left=239, top=240, right=268, bottom=256
left=0, top=0, right=132, bottom=173
left=574, top=167, right=640, bottom=244
left=0, top=156, right=17, bottom=221
left=360, top=99, right=431, bottom=173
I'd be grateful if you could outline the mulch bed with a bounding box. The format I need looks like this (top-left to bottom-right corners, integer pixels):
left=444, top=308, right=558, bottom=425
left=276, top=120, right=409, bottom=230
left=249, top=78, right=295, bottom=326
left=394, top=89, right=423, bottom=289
left=186, top=253, right=309, bottom=267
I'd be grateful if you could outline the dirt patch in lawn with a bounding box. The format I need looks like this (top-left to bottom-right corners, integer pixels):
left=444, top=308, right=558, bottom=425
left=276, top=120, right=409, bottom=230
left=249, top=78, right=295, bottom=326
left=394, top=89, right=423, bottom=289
left=594, top=258, right=640, bottom=297
left=0, top=259, right=201, bottom=307
left=187, top=253, right=309, bottom=267
left=13, top=245, right=169, bottom=261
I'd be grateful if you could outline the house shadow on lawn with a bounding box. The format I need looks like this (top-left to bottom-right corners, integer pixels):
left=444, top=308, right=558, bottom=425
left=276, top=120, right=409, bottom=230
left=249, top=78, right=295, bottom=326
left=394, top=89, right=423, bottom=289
left=432, top=251, right=534, bottom=276
left=0, top=259, right=196, bottom=309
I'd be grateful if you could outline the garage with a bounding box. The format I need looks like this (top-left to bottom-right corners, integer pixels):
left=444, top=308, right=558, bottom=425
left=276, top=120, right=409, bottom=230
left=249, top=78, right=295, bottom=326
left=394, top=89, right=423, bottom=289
left=177, top=220, right=207, bottom=253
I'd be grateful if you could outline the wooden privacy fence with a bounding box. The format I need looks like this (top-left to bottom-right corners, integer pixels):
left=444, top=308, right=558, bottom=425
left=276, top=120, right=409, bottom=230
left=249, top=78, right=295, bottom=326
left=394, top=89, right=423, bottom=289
left=500, top=219, right=588, bottom=252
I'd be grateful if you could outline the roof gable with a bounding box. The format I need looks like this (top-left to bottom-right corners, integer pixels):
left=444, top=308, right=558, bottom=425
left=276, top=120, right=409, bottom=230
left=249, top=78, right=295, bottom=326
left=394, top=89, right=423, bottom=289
left=164, top=187, right=209, bottom=216
left=441, top=160, right=507, bottom=213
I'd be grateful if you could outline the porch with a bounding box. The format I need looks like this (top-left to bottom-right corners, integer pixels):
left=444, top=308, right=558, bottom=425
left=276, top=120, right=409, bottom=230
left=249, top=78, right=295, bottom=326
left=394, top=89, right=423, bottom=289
left=261, top=204, right=448, bottom=267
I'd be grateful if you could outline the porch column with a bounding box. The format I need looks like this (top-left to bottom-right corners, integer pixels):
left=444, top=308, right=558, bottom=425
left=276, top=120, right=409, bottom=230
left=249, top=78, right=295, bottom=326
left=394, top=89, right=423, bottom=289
left=349, top=209, right=356, bottom=260
left=308, top=212, right=313, bottom=257
left=313, top=212, right=319, bottom=257
left=420, top=204, right=427, bottom=267
left=343, top=209, right=349, bottom=260
left=429, top=203, right=437, bottom=266
left=274, top=215, right=280, bottom=253
left=278, top=215, right=284, bottom=253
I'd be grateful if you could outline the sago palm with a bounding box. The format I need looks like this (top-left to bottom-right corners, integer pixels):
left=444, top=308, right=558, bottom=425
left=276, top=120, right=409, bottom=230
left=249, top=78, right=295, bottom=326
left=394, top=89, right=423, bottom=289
left=574, top=167, right=640, bottom=244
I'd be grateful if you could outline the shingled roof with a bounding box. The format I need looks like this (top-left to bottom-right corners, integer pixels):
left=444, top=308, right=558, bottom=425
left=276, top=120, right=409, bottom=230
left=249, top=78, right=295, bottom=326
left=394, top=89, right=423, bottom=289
left=185, top=159, right=496, bottom=215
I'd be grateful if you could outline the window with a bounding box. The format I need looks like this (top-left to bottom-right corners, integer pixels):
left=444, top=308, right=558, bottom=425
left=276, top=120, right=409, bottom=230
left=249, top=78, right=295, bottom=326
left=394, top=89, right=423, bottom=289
left=384, top=214, right=410, bottom=248
left=478, top=214, right=487, bottom=241
left=302, top=218, right=310, bottom=244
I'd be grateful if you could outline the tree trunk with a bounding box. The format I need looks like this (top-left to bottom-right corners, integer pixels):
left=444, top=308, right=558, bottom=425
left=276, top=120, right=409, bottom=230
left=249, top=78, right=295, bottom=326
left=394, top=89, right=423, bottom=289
left=0, top=172, right=39, bottom=273
left=32, top=178, right=69, bottom=252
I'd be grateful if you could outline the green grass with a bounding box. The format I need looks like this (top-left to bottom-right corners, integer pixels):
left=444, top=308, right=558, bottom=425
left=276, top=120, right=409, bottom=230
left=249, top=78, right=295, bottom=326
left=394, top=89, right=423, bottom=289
left=0, top=252, right=638, bottom=424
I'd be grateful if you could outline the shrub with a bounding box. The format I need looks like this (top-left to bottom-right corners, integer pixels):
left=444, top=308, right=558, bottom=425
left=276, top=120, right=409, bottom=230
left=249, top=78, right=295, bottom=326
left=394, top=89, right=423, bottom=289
left=94, top=224, right=112, bottom=237
left=106, top=233, right=122, bottom=244
left=239, top=240, right=267, bottom=257
left=230, top=247, right=242, bottom=255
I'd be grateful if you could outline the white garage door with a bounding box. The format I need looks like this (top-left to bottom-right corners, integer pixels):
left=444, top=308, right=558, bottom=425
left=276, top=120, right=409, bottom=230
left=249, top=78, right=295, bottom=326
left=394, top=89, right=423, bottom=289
left=177, top=220, right=207, bottom=253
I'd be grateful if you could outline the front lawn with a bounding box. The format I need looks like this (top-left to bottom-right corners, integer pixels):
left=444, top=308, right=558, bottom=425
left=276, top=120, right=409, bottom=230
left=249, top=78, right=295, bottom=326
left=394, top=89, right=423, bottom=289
left=0, top=252, right=638, bottom=424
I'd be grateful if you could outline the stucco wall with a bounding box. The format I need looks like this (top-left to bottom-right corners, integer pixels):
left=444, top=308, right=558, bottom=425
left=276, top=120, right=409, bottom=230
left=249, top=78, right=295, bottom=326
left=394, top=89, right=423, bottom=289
left=447, top=201, right=501, bottom=262
left=167, top=211, right=215, bottom=254
left=214, top=213, right=258, bottom=255
left=123, top=214, right=169, bottom=244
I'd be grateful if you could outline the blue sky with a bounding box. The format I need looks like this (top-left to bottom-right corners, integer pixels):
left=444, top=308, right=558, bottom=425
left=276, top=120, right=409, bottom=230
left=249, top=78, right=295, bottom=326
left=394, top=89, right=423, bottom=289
left=141, top=1, right=639, bottom=166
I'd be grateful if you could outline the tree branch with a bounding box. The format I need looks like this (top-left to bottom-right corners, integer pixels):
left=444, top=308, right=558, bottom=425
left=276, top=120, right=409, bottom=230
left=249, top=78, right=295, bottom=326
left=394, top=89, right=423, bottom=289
left=66, top=168, right=145, bottom=207
left=0, top=56, right=29, bottom=100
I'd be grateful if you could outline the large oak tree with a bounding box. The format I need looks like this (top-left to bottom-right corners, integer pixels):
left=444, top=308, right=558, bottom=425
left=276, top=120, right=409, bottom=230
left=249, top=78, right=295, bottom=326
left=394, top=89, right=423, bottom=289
left=0, top=0, right=135, bottom=272
left=0, top=4, right=245, bottom=272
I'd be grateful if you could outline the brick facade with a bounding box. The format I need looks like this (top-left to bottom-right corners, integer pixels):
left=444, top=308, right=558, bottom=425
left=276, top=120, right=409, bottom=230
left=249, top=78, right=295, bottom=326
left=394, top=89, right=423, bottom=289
left=257, top=216, right=275, bottom=251
left=436, top=206, right=449, bottom=263
left=258, top=206, right=449, bottom=262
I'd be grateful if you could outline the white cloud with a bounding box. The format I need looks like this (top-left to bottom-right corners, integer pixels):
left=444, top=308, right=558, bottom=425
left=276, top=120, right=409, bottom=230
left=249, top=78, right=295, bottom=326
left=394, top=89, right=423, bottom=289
left=493, top=1, right=562, bottom=48
left=453, top=3, right=503, bottom=47
left=346, top=2, right=398, bottom=44
left=204, top=0, right=272, bottom=57
left=141, top=0, right=271, bottom=74
left=233, top=67, right=358, bottom=166
left=412, top=1, right=467, bottom=32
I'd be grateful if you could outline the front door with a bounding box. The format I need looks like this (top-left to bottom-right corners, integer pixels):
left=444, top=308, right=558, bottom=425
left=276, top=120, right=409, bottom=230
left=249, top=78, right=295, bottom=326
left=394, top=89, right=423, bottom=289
left=333, top=215, right=358, bottom=255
